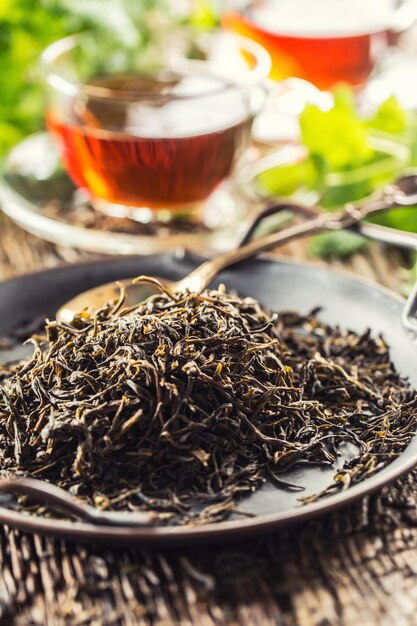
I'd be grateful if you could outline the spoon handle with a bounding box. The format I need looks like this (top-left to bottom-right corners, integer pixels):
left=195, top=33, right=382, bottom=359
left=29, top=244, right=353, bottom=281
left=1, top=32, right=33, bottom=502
left=240, top=198, right=417, bottom=251
left=175, top=215, right=326, bottom=293
left=0, top=477, right=156, bottom=527
left=175, top=180, right=415, bottom=293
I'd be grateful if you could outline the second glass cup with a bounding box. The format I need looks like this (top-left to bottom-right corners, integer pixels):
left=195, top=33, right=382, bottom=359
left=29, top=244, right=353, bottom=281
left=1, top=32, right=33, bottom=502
left=41, top=28, right=271, bottom=224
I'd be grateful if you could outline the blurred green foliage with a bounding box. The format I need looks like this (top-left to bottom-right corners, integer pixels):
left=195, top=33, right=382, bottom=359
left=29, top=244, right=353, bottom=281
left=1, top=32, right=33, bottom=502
left=258, top=87, right=417, bottom=258
left=300, top=88, right=373, bottom=172
left=0, top=0, right=88, bottom=154
left=308, top=230, right=368, bottom=260
left=189, top=0, right=218, bottom=27
left=258, top=90, right=413, bottom=204
left=0, top=0, right=166, bottom=156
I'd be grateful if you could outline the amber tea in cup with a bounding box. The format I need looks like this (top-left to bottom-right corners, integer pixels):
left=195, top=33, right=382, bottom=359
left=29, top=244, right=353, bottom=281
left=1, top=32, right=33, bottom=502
left=42, top=30, right=271, bottom=220
left=47, top=72, right=251, bottom=209
left=223, top=0, right=410, bottom=90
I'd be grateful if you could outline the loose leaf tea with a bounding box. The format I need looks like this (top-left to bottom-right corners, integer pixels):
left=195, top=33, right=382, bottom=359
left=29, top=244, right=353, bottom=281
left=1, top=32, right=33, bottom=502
left=0, top=283, right=416, bottom=525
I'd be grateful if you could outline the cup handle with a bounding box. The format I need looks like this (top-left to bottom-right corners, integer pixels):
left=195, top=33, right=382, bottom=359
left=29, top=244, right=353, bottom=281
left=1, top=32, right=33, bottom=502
left=251, top=77, right=333, bottom=145
left=389, top=0, right=417, bottom=34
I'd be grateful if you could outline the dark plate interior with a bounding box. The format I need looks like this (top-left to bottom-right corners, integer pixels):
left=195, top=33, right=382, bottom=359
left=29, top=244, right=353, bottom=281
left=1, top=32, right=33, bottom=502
left=0, top=252, right=416, bottom=545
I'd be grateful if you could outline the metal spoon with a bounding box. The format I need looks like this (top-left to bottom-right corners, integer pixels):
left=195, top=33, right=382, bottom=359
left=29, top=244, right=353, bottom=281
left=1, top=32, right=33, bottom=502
left=57, top=173, right=417, bottom=323
left=0, top=476, right=156, bottom=527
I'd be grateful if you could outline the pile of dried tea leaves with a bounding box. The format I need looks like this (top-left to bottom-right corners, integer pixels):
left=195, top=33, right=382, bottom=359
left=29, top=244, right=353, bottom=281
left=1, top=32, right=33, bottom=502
left=0, top=283, right=416, bottom=525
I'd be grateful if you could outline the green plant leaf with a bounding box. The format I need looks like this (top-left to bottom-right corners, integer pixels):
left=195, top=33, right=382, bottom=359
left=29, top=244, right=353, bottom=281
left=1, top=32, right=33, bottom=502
left=299, top=87, right=372, bottom=172
left=367, top=95, right=407, bottom=135
left=0, top=0, right=167, bottom=159
left=189, top=0, right=218, bottom=27
left=256, top=158, right=317, bottom=197
left=308, top=231, right=368, bottom=260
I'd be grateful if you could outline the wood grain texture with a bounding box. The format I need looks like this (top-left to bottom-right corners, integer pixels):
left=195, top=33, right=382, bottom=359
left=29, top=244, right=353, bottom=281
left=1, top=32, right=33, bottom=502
left=0, top=211, right=414, bottom=626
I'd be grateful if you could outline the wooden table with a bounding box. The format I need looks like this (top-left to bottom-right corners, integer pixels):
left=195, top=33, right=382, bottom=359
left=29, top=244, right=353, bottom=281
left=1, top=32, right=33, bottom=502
left=0, top=212, right=415, bottom=626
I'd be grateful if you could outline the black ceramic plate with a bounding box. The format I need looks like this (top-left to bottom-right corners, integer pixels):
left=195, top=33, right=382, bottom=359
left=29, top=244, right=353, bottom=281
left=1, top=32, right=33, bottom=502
left=0, top=252, right=416, bottom=545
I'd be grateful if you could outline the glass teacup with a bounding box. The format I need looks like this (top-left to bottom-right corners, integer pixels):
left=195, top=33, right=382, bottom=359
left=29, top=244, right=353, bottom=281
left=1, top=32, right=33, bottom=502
left=41, top=28, right=271, bottom=224
left=222, top=0, right=416, bottom=90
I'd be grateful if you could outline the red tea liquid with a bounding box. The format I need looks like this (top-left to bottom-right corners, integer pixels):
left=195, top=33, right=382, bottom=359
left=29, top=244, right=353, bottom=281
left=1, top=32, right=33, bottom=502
left=47, top=72, right=250, bottom=209
left=223, top=1, right=391, bottom=89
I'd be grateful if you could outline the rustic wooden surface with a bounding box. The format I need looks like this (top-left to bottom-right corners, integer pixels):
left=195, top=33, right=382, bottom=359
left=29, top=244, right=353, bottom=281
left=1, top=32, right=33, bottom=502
left=0, top=211, right=416, bottom=626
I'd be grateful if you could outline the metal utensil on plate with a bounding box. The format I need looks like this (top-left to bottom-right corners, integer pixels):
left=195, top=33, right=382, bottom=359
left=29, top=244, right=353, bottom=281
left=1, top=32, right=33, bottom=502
left=0, top=477, right=156, bottom=527
left=57, top=173, right=417, bottom=323
left=4, top=172, right=417, bottom=527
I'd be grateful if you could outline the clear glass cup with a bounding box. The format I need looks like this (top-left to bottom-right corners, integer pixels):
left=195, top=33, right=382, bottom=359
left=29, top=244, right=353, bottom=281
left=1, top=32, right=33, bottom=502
left=222, top=0, right=416, bottom=90
left=41, top=28, right=271, bottom=224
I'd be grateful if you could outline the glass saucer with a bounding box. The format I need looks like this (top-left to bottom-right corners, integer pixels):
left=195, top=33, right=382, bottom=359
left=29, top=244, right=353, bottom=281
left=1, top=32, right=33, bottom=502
left=0, top=133, right=258, bottom=255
